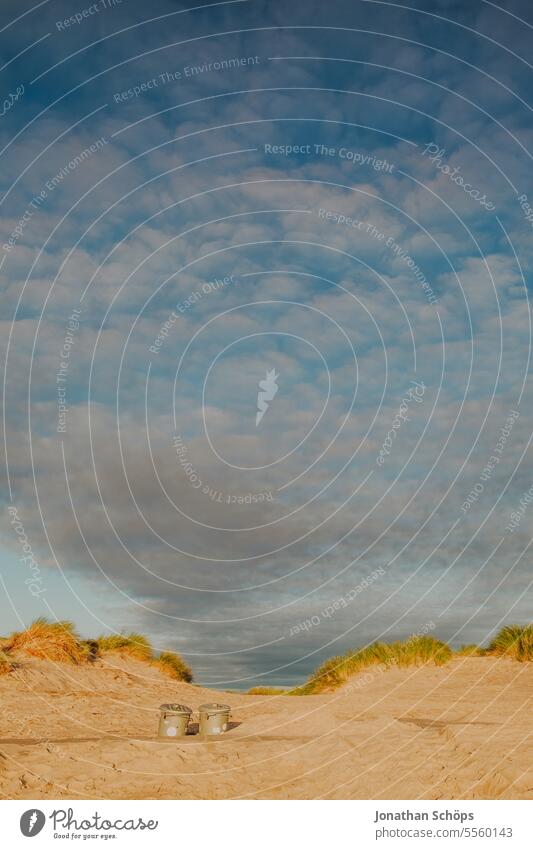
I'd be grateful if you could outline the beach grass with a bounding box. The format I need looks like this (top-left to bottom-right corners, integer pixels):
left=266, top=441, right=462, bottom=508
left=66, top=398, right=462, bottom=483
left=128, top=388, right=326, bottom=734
left=0, top=619, right=192, bottom=681
left=96, top=632, right=153, bottom=662
left=247, top=686, right=288, bottom=695
left=302, top=635, right=453, bottom=693
left=154, top=651, right=193, bottom=682
left=487, top=624, right=533, bottom=661
left=456, top=644, right=483, bottom=656
left=301, top=626, right=532, bottom=693
left=0, top=648, right=16, bottom=674
left=98, top=634, right=193, bottom=681
left=3, top=617, right=86, bottom=664
left=1, top=620, right=530, bottom=688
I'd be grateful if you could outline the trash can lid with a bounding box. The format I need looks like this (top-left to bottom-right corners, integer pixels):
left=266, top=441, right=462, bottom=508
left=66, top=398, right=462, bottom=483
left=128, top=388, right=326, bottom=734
left=199, top=702, right=230, bottom=714
left=159, top=703, right=192, bottom=715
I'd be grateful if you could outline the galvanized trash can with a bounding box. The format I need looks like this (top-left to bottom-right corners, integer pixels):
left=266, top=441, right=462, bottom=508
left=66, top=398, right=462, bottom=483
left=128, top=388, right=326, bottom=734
left=198, top=703, right=231, bottom=735
left=158, top=703, right=192, bottom=738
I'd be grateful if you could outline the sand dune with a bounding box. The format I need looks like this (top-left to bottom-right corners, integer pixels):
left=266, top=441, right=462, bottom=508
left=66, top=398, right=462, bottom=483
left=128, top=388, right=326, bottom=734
left=0, top=655, right=531, bottom=799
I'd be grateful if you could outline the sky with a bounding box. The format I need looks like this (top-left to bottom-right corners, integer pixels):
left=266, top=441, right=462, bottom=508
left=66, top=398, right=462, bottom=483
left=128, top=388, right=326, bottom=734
left=0, top=0, right=532, bottom=687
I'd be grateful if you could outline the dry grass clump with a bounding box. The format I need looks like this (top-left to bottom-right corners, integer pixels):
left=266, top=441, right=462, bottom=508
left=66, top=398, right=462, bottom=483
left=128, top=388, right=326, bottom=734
left=154, top=651, right=193, bottom=683
left=3, top=618, right=86, bottom=664
left=395, top=635, right=452, bottom=666
left=247, top=686, right=288, bottom=695
left=98, top=636, right=193, bottom=681
left=456, top=644, right=483, bottom=657
left=0, top=619, right=194, bottom=680
left=0, top=648, right=16, bottom=675
left=303, top=635, right=452, bottom=694
left=487, top=624, right=533, bottom=661
left=96, top=633, right=153, bottom=662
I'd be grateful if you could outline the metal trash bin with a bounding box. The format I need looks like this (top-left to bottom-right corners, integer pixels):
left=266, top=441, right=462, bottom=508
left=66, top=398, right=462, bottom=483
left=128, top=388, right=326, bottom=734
left=158, top=703, right=192, bottom=737
left=198, top=703, right=231, bottom=735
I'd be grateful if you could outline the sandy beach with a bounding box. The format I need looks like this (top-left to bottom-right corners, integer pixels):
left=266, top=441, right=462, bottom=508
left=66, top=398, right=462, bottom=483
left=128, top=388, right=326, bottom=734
left=1, top=655, right=531, bottom=800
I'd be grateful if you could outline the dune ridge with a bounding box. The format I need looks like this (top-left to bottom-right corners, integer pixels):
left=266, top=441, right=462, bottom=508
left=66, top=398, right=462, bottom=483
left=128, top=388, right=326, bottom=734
left=0, top=621, right=531, bottom=800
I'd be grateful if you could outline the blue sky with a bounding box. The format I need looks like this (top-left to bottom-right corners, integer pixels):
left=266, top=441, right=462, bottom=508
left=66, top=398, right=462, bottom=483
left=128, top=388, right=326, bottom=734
left=1, top=0, right=532, bottom=686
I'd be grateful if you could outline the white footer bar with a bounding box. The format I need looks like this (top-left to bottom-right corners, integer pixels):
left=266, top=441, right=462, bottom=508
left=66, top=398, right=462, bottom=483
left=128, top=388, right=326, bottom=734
left=1, top=799, right=530, bottom=848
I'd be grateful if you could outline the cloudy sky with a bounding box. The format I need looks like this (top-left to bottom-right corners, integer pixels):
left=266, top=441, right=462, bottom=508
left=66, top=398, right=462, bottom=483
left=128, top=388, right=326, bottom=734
left=1, top=0, right=532, bottom=687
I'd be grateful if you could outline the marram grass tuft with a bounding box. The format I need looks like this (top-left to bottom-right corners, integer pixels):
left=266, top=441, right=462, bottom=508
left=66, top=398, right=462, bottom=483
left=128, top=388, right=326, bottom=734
left=303, top=636, right=452, bottom=693
left=96, top=632, right=153, bottom=662
left=487, top=624, right=533, bottom=661
left=4, top=618, right=86, bottom=664
left=154, top=651, right=193, bottom=682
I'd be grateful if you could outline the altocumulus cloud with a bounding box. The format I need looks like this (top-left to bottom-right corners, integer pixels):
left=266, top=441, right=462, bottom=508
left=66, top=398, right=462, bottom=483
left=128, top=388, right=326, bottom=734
left=1, top=0, right=532, bottom=686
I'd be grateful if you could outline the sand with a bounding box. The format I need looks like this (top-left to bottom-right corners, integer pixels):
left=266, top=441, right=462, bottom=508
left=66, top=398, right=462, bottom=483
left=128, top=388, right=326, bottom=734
left=0, top=654, right=531, bottom=799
